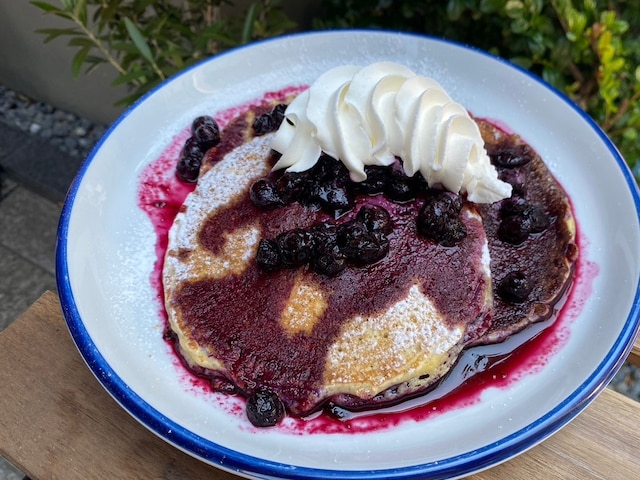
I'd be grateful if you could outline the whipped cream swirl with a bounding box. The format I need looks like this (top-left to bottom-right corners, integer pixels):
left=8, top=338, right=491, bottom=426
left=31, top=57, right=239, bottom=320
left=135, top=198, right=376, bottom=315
left=271, top=62, right=512, bottom=204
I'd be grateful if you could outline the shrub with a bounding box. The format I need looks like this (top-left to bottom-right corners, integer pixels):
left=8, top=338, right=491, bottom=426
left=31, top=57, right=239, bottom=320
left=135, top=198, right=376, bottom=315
left=32, top=0, right=640, bottom=175
left=31, top=0, right=296, bottom=105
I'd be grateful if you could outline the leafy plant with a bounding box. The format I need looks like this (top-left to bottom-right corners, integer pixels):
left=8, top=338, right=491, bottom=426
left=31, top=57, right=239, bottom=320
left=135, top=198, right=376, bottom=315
left=315, top=0, right=640, bottom=176
left=31, top=0, right=297, bottom=105
left=31, top=0, right=640, bottom=175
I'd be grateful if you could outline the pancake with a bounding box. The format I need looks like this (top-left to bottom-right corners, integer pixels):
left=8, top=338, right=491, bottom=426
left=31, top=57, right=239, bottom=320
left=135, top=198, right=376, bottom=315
left=163, top=134, right=494, bottom=417
left=162, top=88, right=578, bottom=425
left=471, top=119, right=578, bottom=345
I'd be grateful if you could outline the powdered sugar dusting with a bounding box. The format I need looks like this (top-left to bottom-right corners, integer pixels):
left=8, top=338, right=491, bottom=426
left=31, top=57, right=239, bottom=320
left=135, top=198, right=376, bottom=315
left=164, top=136, right=273, bottom=283
left=324, top=284, right=464, bottom=395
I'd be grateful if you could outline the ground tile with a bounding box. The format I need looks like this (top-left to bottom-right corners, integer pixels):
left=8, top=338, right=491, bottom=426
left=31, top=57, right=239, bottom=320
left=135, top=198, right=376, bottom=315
left=0, top=186, right=61, bottom=274
left=0, top=123, right=81, bottom=203
left=0, top=244, right=56, bottom=331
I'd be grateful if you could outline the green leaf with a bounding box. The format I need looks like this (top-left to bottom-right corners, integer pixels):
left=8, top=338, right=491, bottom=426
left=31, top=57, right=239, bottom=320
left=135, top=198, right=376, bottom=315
left=73, top=0, right=87, bottom=24
left=479, top=0, right=505, bottom=14
left=124, top=17, right=154, bottom=63
left=446, top=0, right=465, bottom=20
left=111, top=68, right=149, bottom=87
left=505, top=0, right=524, bottom=19
left=68, top=36, right=95, bottom=48
left=30, top=1, right=63, bottom=13
left=241, top=3, right=259, bottom=44
left=59, top=0, right=74, bottom=11
left=71, top=45, right=90, bottom=78
left=110, top=41, right=140, bottom=54
left=35, top=27, right=79, bottom=43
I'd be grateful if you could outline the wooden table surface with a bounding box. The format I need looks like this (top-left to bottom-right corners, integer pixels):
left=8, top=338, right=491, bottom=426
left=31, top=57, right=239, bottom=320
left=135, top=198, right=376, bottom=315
left=1, top=291, right=639, bottom=480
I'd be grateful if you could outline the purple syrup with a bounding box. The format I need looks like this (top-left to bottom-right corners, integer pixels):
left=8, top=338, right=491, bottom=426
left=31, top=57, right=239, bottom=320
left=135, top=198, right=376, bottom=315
left=136, top=89, right=598, bottom=435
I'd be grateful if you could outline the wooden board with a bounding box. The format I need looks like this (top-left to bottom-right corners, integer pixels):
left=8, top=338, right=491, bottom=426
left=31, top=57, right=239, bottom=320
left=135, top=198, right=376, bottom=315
left=0, top=291, right=639, bottom=479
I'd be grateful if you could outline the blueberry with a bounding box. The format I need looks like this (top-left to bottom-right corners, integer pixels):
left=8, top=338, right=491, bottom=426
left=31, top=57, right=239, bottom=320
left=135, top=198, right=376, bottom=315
left=191, top=115, right=220, bottom=151
left=498, top=204, right=550, bottom=244
left=499, top=168, right=527, bottom=196
left=311, top=242, right=347, bottom=276
left=310, top=222, right=339, bottom=246
left=309, top=180, right=354, bottom=216
left=253, top=104, right=287, bottom=135
left=525, top=205, right=551, bottom=233
left=337, top=220, right=389, bottom=264
left=250, top=178, right=287, bottom=209
left=246, top=389, right=285, bottom=427
left=175, top=140, right=203, bottom=183
left=312, top=154, right=349, bottom=182
left=357, top=230, right=390, bottom=264
left=309, top=223, right=347, bottom=275
left=436, top=191, right=464, bottom=214
left=491, top=143, right=533, bottom=168
left=497, top=214, right=531, bottom=245
left=497, top=271, right=533, bottom=303
left=276, top=229, right=314, bottom=266
left=182, top=135, right=203, bottom=159
left=500, top=196, right=528, bottom=218
left=256, top=239, right=281, bottom=270
left=417, top=193, right=467, bottom=246
left=384, top=170, right=417, bottom=202
left=356, top=205, right=392, bottom=234
left=275, top=171, right=307, bottom=203
left=357, top=165, right=392, bottom=194
left=440, top=219, right=467, bottom=247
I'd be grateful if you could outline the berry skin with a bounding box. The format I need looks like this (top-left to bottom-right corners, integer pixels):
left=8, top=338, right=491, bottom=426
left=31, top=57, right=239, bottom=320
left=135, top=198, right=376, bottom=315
left=497, top=214, right=531, bottom=245
left=309, top=223, right=346, bottom=275
left=275, top=172, right=307, bottom=203
left=498, top=203, right=550, bottom=245
left=384, top=170, right=417, bottom=202
left=500, top=196, right=528, bottom=218
left=311, top=242, right=347, bottom=276
left=250, top=179, right=287, bottom=209
left=276, top=229, right=314, bottom=267
left=246, top=389, right=285, bottom=427
left=499, top=168, right=527, bottom=196
left=491, top=144, right=533, bottom=168
left=356, top=205, right=392, bottom=234
left=309, top=180, right=354, bottom=216
left=175, top=138, right=203, bottom=183
left=337, top=220, right=389, bottom=264
left=525, top=205, right=551, bottom=233
left=253, top=103, right=288, bottom=135
left=256, top=239, right=281, bottom=270
left=357, top=165, right=391, bottom=194
left=417, top=193, right=467, bottom=247
left=497, top=271, right=533, bottom=303
left=191, top=115, right=221, bottom=151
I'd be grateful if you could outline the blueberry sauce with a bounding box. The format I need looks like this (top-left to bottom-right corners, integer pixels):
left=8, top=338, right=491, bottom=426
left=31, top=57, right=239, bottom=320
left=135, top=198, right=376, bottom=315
left=136, top=88, right=597, bottom=434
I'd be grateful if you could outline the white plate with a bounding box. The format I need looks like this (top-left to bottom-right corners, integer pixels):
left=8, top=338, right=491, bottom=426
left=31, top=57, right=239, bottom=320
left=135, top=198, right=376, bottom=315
left=56, top=30, right=640, bottom=479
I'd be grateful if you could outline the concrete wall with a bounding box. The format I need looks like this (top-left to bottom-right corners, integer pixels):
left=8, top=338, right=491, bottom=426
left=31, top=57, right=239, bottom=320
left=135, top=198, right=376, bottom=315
left=0, top=1, right=321, bottom=125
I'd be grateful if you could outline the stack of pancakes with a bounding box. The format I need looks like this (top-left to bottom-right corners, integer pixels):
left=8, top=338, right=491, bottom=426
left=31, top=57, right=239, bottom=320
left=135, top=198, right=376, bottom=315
left=162, top=102, right=577, bottom=419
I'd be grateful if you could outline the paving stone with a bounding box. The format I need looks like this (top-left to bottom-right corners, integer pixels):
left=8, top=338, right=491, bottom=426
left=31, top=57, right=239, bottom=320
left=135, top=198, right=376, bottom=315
left=0, top=186, right=60, bottom=275
left=1, top=171, right=18, bottom=201
left=0, top=244, right=56, bottom=331
left=0, top=123, right=25, bottom=159
left=0, top=123, right=82, bottom=203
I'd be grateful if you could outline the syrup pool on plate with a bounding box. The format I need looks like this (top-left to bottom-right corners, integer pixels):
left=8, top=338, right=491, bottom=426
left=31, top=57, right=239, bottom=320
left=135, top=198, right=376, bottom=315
left=137, top=88, right=597, bottom=435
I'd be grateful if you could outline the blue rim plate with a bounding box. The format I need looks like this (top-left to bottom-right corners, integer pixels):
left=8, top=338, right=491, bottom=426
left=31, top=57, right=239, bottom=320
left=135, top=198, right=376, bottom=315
left=56, top=30, right=640, bottom=479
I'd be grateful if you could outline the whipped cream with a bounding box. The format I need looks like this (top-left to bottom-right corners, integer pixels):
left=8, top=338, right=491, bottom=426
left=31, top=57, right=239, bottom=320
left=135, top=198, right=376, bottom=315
left=270, top=62, right=512, bottom=203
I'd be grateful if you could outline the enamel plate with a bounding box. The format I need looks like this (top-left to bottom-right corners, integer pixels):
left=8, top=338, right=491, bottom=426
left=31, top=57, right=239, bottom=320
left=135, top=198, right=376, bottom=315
left=57, top=31, right=640, bottom=479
